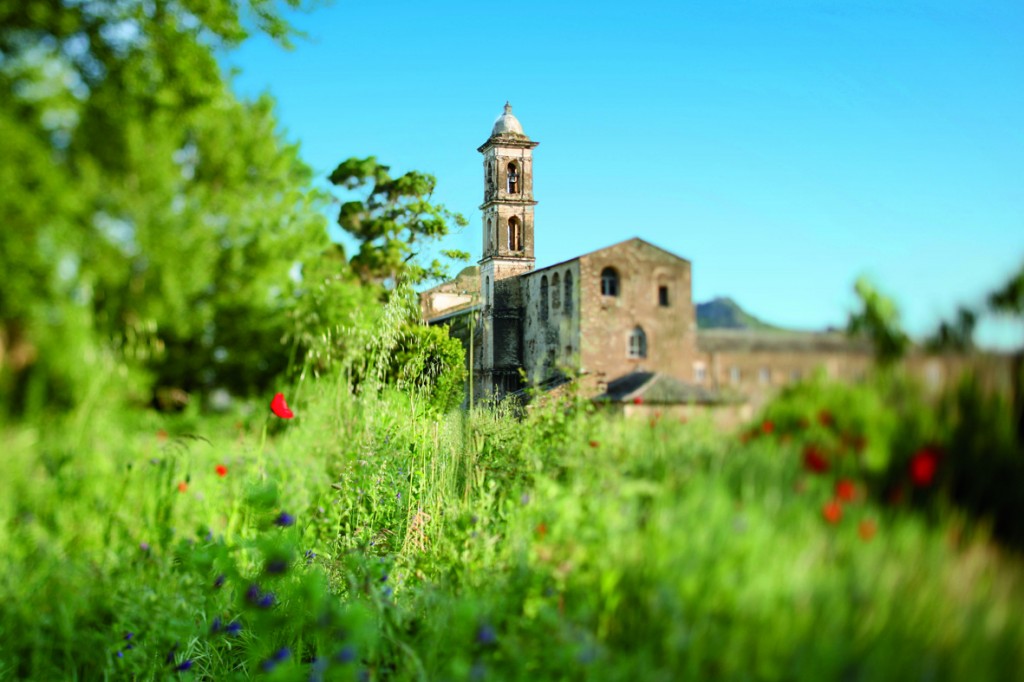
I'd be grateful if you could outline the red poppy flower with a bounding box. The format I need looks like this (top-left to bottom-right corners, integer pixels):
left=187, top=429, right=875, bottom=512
left=761, top=420, right=775, bottom=435
left=858, top=519, right=877, bottom=542
left=835, top=479, right=857, bottom=502
left=909, top=448, right=938, bottom=487
left=177, top=481, right=188, bottom=493
left=802, top=445, right=829, bottom=473
left=270, top=392, right=294, bottom=419
left=157, top=429, right=169, bottom=441
left=588, top=440, right=600, bottom=448
left=215, top=464, right=228, bottom=477
left=632, top=396, right=643, bottom=405
left=822, top=500, right=843, bottom=524
left=535, top=522, right=548, bottom=539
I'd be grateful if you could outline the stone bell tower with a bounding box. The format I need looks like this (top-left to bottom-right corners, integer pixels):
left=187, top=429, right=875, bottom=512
left=477, top=103, right=538, bottom=398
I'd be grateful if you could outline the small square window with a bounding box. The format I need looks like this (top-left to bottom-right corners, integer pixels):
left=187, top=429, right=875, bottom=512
left=658, top=286, right=669, bottom=307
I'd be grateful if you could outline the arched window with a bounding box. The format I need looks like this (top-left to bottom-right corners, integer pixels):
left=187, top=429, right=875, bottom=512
left=564, top=271, right=573, bottom=314
left=484, top=276, right=490, bottom=306
left=507, top=162, right=519, bottom=194
left=487, top=218, right=494, bottom=253
left=539, top=275, right=549, bottom=321
left=601, top=267, right=619, bottom=297
left=628, top=326, right=647, bottom=359
left=508, top=216, right=522, bottom=251
left=551, top=273, right=561, bottom=309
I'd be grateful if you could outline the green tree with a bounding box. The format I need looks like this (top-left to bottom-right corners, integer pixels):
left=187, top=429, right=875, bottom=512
left=847, top=276, right=910, bottom=368
left=0, top=0, right=328, bottom=411
left=328, top=156, right=469, bottom=287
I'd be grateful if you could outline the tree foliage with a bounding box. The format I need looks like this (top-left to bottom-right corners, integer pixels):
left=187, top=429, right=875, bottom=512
left=328, top=156, right=469, bottom=287
left=0, top=0, right=332, bottom=412
left=847, top=276, right=910, bottom=367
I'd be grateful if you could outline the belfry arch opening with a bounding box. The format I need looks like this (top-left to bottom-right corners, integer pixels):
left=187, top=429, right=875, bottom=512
left=508, top=216, right=523, bottom=252
left=507, top=162, right=520, bottom=194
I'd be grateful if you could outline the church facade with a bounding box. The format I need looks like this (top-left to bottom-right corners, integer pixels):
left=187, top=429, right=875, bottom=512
left=420, top=104, right=1011, bottom=409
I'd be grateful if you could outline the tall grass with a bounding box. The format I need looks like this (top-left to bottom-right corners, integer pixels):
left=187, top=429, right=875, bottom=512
left=1, top=368, right=1022, bottom=680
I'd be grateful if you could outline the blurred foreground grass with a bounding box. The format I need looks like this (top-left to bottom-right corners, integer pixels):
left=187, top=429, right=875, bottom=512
left=1, top=373, right=1022, bottom=681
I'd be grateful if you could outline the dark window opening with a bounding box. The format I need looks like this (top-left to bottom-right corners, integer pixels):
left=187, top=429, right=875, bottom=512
left=658, top=285, right=669, bottom=307
left=628, top=326, right=647, bottom=359
left=540, top=275, right=549, bottom=321
left=564, top=271, right=574, bottom=314
left=601, top=267, right=619, bottom=297
left=552, top=273, right=561, bottom=309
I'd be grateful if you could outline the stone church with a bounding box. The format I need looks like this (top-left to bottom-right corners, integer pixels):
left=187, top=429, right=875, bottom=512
left=421, top=104, right=1010, bottom=412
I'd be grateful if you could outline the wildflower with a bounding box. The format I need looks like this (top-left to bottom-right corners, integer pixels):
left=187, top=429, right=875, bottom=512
left=225, top=621, right=242, bottom=635
left=258, top=593, right=276, bottom=608
left=520, top=493, right=530, bottom=505
left=165, top=643, right=179, bottom=664
left=213, top=574, right=226, bottom=589
left=382, top=586, right=393, bottom=599
left=535, top=522, right=548, bottom=539
left=305, top=549, right=316, bottom=565
left=802, top=445, right=829, bottom=473
left=124, top=632, right=134, bottom=641
left=858, top=519, right=877, bottom=542
left=275, top=511, right=296, bottom=527
left=760, top=419, right=774, bottom=435
left=588, top=440, right=599, bottom=448
left=822, top=500, right=842, bottom=524
left=174, top=660, right=193, bottom=672
left=835, top=479, right=857, bottom=502
left=177, top=481, right=188, bottom=493
left=633, top=396, right=643, bottom=405
left=266, top=557, right=289, bottom=575
left=140, top=542, right=151, bottom=552
left=261, top=647, right=290, bottom=672
left=211, top=616, right=222, bottom=633
left=215, top=464, right=228, bottom=477
left=336, top=645, right=356, bottom=664
left=270, top=392, right=295, bottom=419
left=157, top=429, right=169, bottom=441
left=909, top=448, right=939, bottom=487
left=476, top=624, right=497, bottom=646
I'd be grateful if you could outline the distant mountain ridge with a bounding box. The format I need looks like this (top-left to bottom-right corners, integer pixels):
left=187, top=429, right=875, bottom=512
left=696, top=297, right=782, bottom=331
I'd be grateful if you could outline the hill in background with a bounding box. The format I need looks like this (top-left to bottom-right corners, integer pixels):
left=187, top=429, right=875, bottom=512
left=696, top=297, right=784, bottom=331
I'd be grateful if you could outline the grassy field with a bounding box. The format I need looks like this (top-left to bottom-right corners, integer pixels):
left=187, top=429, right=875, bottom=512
left=1, top=371, right=1022, bottom=681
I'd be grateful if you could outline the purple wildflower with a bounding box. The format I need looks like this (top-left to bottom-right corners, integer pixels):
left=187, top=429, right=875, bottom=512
left=140, top=542, right=151, bottom=552
left=225, top=621, right=242, bottom=635
left=275, top=512, right=295, bottom=527
left=175, top=660, right=193, bottom=672
left=266, top=557, right=289, bottom=575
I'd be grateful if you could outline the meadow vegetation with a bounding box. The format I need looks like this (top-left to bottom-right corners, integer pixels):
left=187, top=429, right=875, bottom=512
left=2, top=333, right=1023, bottom=679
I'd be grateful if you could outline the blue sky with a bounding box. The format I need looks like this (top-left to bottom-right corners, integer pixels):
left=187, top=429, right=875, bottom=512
left=222, top=0, right=1024, bottom=348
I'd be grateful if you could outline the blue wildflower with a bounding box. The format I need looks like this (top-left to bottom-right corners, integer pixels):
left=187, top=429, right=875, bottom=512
left=261, top=647, right=290, bottom=672
left=175, top=660, right=193, bottom=672
left=123, top=632, right=134, bottom=641
left=116, top=651, right=123, bottom=658
left=275, top=512, right=295, bottom=527
left=305, top=549, right=316, bottom=565
left=266, top=557, right=289, bottom=575
left=165, top=644, right=179, bottom=664
left=476, top=624, right=497, bottom=646
left=210, top=616, right=222, bottom=633
left=225, top=621, right=242, bottom=635
left=335, top=645, right=356, bottom=664
left=213, top=574, right=226, bottom=588
left=258, top=593, right=276, bottom=609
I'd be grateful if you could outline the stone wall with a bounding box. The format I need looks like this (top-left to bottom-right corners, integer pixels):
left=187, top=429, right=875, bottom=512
left=577, top=239, right=698, bottom=391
